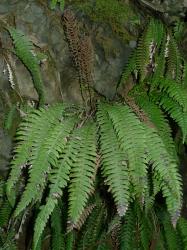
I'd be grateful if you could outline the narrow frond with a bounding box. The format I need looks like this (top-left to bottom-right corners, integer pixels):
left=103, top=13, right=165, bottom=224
left=68, top=122, right=97, bottom=227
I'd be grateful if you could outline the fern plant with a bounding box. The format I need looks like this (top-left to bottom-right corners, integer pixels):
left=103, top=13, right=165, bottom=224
left=4, top=12, right=187, bottom=250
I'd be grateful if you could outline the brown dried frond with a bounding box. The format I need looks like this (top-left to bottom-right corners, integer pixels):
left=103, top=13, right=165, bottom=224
left=79, top=35, right=93, bottom=86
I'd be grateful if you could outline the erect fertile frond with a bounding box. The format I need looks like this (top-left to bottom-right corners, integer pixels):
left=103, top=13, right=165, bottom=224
left=67, top=122, right=97, bottom=228
left=97, top=104, right=130, bottom=216
left=8, top=27, right=45, bottom=105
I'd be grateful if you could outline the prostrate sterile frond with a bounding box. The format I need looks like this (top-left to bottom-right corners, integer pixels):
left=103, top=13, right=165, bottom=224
left=8, top=27, right=45, bottom=104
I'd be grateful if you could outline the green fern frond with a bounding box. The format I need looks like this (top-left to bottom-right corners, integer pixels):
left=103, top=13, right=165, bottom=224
left=50, top=0, right=65, bottom=11
left=105, top=103, right=148, bottom=201
left=152, top=77, right=187, bottom=111
left=120, top=205, right=136, bottom=250
left=77, top=201, right=106, bottom=250
left=0, top=199, right=12, bottom=227
left=182, top=59, right=187, bottom=88
left=159, top=210, right=178, bottom=250
left=135, top=94, right=177, bottom=159
left=6, top=104, right=65, bottom=205
left=151, top=92, right=187, bottom=142
left=51, top=204, right=65, bottom=250
left=97, top=104, right=130, bottom=216
left=119, top=50, right=137, bottom=86
left=33, top=120, right=85, bottom=248
left=8, top=27, right=45, bottom=105
left=68, top=122, right=97, bottom=228
left=145, top=126, right=182, bottom=223
left=66, top=231, right=76, bottom=250
left=4, top=104, right=17, bottom=131
left=72, top=203, right=95, bottom=230
left=152, top=34, right=166, bottom=82
left=178, top=217, right=187, bottom=249
left=10, top=104, right=76, bottom=216
left=136, top=19, right=165, bottom=81
left=137, top=206, right=153, bottom=249
left=166, top=34, right=182, bottom=82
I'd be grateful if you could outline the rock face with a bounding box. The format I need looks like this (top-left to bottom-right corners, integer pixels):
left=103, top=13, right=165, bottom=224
left=0, top=0, right=135, bottom=104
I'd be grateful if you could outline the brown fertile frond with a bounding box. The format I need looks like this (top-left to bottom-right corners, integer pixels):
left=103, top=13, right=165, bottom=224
left=62, top=9, right=94, bottom=109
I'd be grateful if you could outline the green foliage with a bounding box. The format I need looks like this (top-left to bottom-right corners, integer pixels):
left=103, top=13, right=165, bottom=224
left=8, top=27, right=45, bottom=105
left=50, top=0, right=65, bottom=11
left=4, top=12, right=187, bottom=250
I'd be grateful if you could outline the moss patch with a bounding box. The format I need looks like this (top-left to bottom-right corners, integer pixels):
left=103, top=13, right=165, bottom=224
left=70, top=0, right=141, bottom=42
